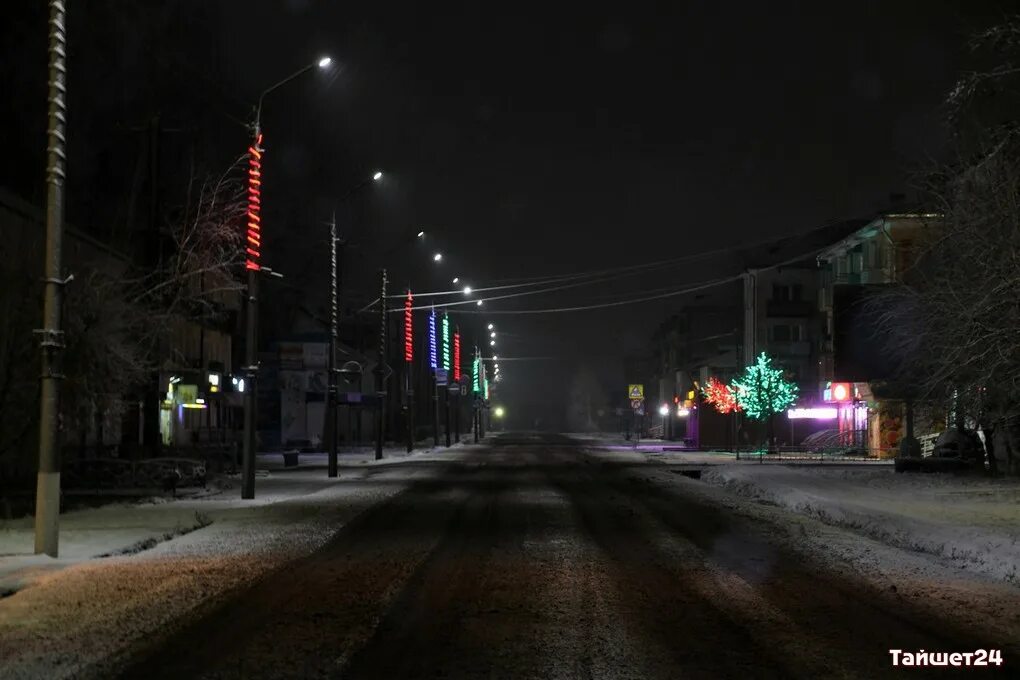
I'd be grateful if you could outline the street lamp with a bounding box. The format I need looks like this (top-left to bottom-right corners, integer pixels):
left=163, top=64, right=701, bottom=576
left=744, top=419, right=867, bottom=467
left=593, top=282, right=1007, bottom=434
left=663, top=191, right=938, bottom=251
left=242, top=55, right=332, bottom=500
left=417, top=230, right=425, bottom=238
left=490, top=332, right=496, bottom=338
left=452, top=277, right=459, bottom=284
left=477, top=300, right=484, bottom=306
left=490, top=339, right=495, bottom=345
left=433, top=253, right=443, bottom=262
left=487, top=324, right=493, bottom=330
left=463, top=286, right=472, bottom=295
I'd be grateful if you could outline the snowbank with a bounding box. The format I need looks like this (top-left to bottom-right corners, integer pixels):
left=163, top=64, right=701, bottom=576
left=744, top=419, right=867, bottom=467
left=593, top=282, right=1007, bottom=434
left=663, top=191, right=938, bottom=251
left=702, top=464, right=1020, bottom=584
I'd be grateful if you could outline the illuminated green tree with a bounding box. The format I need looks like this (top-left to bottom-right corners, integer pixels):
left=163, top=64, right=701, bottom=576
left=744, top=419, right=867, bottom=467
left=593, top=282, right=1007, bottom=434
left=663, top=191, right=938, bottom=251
left=731, top=353, right=798, bottom=450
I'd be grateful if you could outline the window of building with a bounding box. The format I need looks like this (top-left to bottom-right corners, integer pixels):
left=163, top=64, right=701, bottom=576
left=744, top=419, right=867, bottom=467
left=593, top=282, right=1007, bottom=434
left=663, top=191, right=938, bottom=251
left=772, top=284, right=803, bottom=302
left=771, top=323, right=803, bottom=342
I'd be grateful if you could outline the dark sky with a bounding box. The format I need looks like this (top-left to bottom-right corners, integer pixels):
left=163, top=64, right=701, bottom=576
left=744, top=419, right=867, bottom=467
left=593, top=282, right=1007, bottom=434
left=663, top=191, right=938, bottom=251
left=1, top=1, right=1009, bottom=427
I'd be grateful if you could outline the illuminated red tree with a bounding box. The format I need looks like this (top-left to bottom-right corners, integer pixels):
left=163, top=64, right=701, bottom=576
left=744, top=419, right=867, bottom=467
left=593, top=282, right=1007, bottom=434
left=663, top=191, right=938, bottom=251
left=703, top=376, right=741, bottom=414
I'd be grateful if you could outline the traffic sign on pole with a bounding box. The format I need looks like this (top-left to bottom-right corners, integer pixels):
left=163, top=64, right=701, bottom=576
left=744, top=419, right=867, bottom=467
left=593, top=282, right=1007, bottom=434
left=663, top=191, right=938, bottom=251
left=628, top=384, right=644, bottom=400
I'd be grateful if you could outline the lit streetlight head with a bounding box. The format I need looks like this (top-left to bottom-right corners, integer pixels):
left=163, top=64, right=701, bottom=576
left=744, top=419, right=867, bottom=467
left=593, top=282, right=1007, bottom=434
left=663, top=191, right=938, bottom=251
left=493, top=355, right=498, bottom=360
left=372, top=170, right=383, bottom=181
left=487, top=324, right=493, bottom=330
left=477, top=300, right=484, bottom=306
left=490, top=332, right=496, bottom=338
left=494, top=406, right=505, bottom=418
left=463, top=286, right=472, bottom=295
left=453, top=277, right=459, bottom=284
left=318, top=56, right=332, bottom=69
left=433, top=253, right=442, bottom=262
left=490, top=339, right=495, bottom=345
left=659, top=404, right=670, bottom=416
left=417, top=230, right=425, bottom=238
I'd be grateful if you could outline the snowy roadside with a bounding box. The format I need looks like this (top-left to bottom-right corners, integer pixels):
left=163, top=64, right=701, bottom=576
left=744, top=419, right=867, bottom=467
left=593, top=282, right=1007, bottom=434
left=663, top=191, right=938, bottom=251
left=698, top=464, right=1020, bottom=585
left=0, top=443, right=474, bottom=680
left=582, top=446, right=1020, bottom=654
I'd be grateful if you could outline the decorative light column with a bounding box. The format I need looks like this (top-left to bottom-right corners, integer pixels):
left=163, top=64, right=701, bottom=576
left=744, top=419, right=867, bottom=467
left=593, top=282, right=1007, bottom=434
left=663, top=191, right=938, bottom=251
left=241, top=132, right=265, bottom=500
left=404, top=290, right=413, bottom=452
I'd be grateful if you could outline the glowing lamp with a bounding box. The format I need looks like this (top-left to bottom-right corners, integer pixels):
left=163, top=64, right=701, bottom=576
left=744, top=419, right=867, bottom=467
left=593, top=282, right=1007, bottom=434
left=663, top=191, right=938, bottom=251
left=494, top=406, right=505, bottom=418
left=428, top=308, right=438, bottom=370
left=830, top=382, right=852, bottom=402
left=245, top=133, right=264, bottom=271
left=404, top=291, right=413, bottom=363
left=658, top=404, right=669, bottom=416
left=453, top=330, right=461, bottom=382
left=441, top=314, right=451, bottom=371
left=372, top=171, right=383, bottom=181
left=677, top=407, right=691, bottom=417
left=317, top=56, right=332, bottom=68
left=788, top=407, right=838, bottom=419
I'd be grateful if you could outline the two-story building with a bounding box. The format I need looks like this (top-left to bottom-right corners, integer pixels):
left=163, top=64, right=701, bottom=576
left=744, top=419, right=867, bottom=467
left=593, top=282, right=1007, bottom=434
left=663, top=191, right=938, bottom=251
left=816, top=213, right=938, bottom=456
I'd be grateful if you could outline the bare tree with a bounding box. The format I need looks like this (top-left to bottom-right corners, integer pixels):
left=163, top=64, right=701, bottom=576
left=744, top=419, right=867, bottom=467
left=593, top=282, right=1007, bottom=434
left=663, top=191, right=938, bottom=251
left=872, top=16, right=1020, bottom=473
left=0, top=158, right=247, bottom=486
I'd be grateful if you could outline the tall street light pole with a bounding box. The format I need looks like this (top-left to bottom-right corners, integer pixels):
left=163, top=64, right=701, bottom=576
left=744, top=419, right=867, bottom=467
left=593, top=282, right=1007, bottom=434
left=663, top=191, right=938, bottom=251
left=373, top=269, right=388, bottom=460
left=242, top=56, right=331, bottom=499
left=34, top=0, right=69, bottom=557
left=326, top=171, right=382, bottom=478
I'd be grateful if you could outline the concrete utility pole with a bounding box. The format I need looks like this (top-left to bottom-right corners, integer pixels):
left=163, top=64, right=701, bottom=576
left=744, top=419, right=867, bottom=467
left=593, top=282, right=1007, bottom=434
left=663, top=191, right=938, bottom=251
left=373, top=269, right=387, bottom=460
left=34, top=0, right=69, bottom=557
left=241, top=265, right=259, bottom=499
left=327, top=213, right=341, bottom=477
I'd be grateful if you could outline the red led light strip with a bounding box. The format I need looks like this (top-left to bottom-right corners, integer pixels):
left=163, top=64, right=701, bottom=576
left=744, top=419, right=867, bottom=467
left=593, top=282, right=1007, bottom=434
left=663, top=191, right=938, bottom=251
left=453, top=330, right=461, bottom=382
left=404, top=291, right=413, bottom=362
left=245, top=133, right=264, bottom=271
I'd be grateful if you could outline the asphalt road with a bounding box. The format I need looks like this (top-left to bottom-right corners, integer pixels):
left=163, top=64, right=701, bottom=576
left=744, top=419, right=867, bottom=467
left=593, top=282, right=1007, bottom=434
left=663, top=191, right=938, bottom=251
left=118, top=433, right=1011, bottom=679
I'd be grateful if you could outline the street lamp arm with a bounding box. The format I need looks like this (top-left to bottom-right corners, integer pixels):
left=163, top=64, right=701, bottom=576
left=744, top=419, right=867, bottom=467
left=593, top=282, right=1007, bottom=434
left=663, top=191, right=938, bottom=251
left=253, top=60, right=321, bottom=134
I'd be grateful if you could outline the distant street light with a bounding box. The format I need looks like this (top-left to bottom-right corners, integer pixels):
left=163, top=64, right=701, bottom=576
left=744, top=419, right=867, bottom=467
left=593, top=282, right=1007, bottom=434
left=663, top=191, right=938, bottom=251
left=433, top=253, right=443, bottom=262
left=477, top=300, right=484, bottom=306
left=373, top=170, right=383, bottom=181
left=490, top=339, right=495, bottom=345
left=494, top=407, right=505, bottom=418
left=490, top=332, right=496, bottom=338
left=487, top=324, right=494, bottom=330
left=417, top=230, right=425, bottom=238
left=659, top=404, right=670, bottom=416
left=463, top=286, right=472, bottom=295
left=318, top=56, right=333, bottom=68
left=453, top=277, right=459, bottom=284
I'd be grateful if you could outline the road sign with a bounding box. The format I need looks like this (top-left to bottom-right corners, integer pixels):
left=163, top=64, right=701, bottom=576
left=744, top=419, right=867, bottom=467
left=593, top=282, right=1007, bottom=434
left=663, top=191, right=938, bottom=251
left=630, top=398, right=644, bottom=411
left=628, top=384, right=644, bottom=400
left=435, top=368, right=448, bottom=386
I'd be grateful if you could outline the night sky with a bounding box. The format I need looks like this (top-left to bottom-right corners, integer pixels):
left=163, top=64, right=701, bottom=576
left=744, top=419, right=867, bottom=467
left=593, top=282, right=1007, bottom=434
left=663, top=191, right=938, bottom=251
left=1, top=1, right=1009, bottom=427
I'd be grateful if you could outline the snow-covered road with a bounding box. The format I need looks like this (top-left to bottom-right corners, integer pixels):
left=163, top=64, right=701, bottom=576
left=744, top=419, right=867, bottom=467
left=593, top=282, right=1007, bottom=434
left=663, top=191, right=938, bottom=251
left=2, top=433, right=1018, bottom=678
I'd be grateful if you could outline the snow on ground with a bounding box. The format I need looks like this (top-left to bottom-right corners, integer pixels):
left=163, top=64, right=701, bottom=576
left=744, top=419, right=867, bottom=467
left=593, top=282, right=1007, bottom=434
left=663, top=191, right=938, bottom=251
left=697, top=463, right=1020, bottom=585
left=0, top=442, right=475, bottom=679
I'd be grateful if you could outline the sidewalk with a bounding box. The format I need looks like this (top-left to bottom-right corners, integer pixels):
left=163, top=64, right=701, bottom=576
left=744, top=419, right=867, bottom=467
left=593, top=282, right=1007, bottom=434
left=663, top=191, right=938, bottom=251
left=0, top=440, right=471, bottom=596
left=700, top=463, right=1020, bottom=584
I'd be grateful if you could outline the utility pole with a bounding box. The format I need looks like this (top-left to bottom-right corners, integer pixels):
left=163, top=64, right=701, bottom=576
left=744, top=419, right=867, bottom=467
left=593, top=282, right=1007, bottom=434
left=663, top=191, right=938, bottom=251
left=241, top=267, right=259, bottom=499
left=327, top=213, right=340, bottom=477
left=34, top=0, right=69, bottom=557
left=373, top=269, right=387, bottom=460
left=240, top=131, right=265, bottom=500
